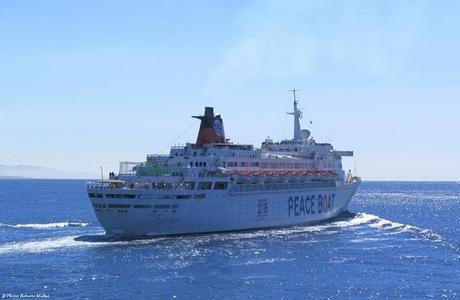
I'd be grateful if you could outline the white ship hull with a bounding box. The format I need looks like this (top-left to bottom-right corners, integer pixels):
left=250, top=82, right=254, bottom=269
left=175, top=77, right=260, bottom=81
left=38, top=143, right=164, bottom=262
left=88, top=181, right=359, bottom=237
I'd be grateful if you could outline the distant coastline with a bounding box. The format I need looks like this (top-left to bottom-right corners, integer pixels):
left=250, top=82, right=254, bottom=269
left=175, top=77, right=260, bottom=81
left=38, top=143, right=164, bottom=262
left=0, top=176, right=26, bottom=179
left=0, top=176, right=96, bottom=180
left=0, top=164, right=95, bottom=180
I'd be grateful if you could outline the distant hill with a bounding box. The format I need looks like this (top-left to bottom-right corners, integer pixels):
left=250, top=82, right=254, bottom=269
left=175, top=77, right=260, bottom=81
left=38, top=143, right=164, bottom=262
left=0, top=164, right=95, bottom=179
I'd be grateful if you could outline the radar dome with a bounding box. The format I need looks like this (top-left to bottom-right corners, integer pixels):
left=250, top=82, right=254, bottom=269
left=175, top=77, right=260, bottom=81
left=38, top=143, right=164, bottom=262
left=301, top=129, right=310, bottom=140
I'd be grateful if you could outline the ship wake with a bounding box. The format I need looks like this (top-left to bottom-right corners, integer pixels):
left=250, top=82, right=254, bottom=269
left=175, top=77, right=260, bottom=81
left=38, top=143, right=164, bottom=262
left=0, top=222, right=89, bottom=229
left=0, top=213, right=457, bottom=255
left=0, top=232, right=168, bottom=255
left=347, top=213, right=459, bottom=252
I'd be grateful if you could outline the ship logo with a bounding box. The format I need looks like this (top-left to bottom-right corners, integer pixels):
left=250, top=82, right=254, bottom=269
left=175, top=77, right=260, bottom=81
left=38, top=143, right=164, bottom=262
left=213, top=119, right=224, bottom=137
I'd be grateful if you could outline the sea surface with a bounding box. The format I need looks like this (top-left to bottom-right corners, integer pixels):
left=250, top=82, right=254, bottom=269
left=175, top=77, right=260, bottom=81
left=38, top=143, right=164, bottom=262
left=0, top=180, right=459, bottom=299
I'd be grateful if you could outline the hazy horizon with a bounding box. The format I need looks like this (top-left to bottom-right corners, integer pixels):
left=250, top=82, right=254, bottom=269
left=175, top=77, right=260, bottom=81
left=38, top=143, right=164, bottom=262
left=1, top=0, right=459, bottom=181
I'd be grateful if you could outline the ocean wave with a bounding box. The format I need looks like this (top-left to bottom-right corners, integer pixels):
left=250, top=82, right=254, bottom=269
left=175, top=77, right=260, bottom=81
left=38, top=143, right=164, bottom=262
left=0, top=222, right=89, bottom=229
left=360, top=213, right=459, bottom=252
left=237, top=257, right=296, bottom=266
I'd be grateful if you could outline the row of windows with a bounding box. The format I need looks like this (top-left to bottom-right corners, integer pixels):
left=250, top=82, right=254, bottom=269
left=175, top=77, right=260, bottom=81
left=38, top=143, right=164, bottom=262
left=189, top=161, right=207, bottom=167
left=179, top=181, right=228, bottom=190
left=89, top=193, right=137, bottom=199
left=89, top=181, right=228, bottom=197
left=200, top=182, right=227, bottom=190
left=91, top=193, right=208, bottom=202
left=223, top=161, right=337, bottom=169
left=93, top=204, right=171, bottom=210
left=106, top=194, right=136, bottom=199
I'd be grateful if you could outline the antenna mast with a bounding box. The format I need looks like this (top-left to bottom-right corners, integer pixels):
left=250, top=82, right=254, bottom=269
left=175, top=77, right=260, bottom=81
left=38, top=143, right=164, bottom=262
left=287, top=89, right=302, bottom=140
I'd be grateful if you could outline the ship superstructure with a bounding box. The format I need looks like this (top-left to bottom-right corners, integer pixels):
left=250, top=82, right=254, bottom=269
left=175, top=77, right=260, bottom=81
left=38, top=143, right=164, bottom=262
left=87, top=93, right=360, bottom=236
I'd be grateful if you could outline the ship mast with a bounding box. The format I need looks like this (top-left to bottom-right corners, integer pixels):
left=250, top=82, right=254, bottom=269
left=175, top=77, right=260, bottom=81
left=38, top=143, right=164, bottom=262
left=287, top=89, right=302, bottom=140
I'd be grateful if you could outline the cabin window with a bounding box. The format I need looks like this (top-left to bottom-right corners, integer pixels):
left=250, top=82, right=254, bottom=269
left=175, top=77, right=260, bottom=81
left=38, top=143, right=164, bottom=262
left=189, top=162, right=193, bottom=167
left=106, top=194, right=136, bottom=199
left=108, top=204, right=131, bottom=208
left=154, top=204, right=170, bottom=209
left=198, top=182, right=212, bottom=190
left=250, top=162, right=259, bottom=167
left=214, top=182, right=228, bottom=190
left=227, top=162, right=237, bottom=167
left=177, top=195, right=192, bottom=199
left=194, top=194, right=206, bottom=199
left=88, top=193, right=103, bottom=198
left=203, top=162, right=207, bottom=167
left=239, top=162, right=247, bottom=167
left=133, top=205, right=152, bottom=209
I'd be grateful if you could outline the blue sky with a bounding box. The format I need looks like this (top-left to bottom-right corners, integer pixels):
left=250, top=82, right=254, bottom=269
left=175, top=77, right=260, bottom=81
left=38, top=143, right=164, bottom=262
left=1, top=0, right=459, bottom=180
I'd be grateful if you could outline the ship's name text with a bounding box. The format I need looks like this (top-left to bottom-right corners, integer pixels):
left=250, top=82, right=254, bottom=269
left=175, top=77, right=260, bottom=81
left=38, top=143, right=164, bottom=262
left=288, top=193, right=335, bottom=216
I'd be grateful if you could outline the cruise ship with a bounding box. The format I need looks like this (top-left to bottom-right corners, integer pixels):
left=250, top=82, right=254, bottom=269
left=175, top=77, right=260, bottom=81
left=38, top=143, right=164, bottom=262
left=87, top=92, right=360, bottom=236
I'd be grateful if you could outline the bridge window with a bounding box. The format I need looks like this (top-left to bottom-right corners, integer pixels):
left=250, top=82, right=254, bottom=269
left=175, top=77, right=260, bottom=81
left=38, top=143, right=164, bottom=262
left=198, top=182, right=212, bottom=190
left=214, top=182, right=228, bottom=190
left=182, top=182, right=195, bottom=190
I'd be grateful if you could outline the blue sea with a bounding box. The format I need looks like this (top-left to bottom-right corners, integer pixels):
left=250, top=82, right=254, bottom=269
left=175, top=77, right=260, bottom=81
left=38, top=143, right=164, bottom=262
left=0, top=180, right=459, bottom=299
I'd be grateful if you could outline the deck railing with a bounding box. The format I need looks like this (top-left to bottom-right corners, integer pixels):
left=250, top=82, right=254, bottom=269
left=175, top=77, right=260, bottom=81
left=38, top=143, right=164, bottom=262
left=229, top=181, right=336, bottom=193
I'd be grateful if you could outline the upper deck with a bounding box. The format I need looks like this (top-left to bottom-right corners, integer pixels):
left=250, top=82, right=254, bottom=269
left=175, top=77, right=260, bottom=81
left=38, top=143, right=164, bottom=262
left=109, top=94, right=356, bottom=186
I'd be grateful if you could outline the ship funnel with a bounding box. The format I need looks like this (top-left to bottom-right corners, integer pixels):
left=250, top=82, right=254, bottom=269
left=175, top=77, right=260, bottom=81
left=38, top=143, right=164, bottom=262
left=192, top=107, right=226, bottom=147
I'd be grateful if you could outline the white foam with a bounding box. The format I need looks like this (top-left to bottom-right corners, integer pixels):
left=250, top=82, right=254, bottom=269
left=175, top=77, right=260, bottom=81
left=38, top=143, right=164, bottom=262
left=194, top=213, right=381, bottom=243
left=350, top=237, right=390, bottom=243
left=0, top=222, right=89, bottom=229
left=332, top=213, right=380, bottom=228
left=238, top=257, right=296, bottom=266
left=364, top=214, right=458, bottom=251
left=0, top=236, right=85, bottom=254
left=0, top=233, right=165, bottom=254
